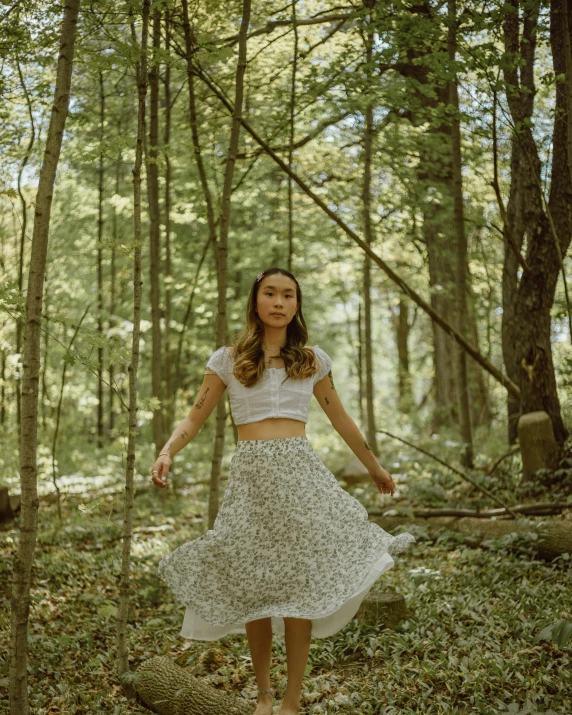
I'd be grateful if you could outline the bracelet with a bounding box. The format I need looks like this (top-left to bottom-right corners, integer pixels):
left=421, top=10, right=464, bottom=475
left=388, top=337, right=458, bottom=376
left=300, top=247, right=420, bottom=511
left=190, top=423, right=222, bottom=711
left=159, top=452, right=172, bottom=459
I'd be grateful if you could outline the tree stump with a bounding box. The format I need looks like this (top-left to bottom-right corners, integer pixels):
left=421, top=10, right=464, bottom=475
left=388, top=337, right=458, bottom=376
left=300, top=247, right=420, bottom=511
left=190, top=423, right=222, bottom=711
left=133, top=655, right=253, bottom=715
left=356, top=592, right=408, bottom=629
left=0, top=485, right=14, bottom=523
left=518, top=411, right=559, bottom=479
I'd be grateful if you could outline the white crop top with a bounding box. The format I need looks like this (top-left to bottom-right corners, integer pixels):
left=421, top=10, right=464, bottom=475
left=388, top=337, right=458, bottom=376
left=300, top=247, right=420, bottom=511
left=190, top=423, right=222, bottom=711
left=204, top=345, right=332, bottom=426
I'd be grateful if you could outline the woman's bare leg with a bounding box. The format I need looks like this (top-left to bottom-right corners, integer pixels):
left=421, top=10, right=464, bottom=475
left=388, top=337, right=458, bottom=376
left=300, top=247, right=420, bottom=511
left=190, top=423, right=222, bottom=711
left=246, top=617, right=274, bottom=715
left=279, top=617, right=312, bottom=714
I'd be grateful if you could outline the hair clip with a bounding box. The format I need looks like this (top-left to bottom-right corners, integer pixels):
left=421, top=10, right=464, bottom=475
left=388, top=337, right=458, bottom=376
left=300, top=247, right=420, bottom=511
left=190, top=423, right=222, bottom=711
left=256, top=271, right=265, bottom=282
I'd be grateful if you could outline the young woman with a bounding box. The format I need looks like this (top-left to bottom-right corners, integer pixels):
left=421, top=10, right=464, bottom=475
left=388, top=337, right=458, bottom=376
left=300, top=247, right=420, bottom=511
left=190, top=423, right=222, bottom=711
left=152, top=267, right=415, bottom=715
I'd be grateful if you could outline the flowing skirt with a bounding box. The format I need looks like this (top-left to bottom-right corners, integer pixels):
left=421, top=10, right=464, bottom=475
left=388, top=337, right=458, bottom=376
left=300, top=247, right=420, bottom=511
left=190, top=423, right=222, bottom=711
left=157, top=436, right=416, bottom=641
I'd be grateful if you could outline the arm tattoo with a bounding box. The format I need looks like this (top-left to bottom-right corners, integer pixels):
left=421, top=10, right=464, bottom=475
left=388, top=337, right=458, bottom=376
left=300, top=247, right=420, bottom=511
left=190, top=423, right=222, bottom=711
left=180, top=430, right=188, bottom=440
left=364, top=439, right=371, bottom=451
left=327, top=370, right=335, bottom=390
left=194, top=387, right=209, bottom=409
left=324, top=396, right=330, bottom=405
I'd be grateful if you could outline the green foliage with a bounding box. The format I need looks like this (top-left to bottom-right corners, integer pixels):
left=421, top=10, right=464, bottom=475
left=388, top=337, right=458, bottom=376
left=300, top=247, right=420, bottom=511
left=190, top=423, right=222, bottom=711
left=2, top=482, right=569, bottom=714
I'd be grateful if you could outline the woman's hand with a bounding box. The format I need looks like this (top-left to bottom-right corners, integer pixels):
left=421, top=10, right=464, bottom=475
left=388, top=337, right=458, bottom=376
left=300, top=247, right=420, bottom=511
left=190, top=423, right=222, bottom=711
left=369, top=466, right=396, bottom=497
left=151, top=455, right=172, bottom=488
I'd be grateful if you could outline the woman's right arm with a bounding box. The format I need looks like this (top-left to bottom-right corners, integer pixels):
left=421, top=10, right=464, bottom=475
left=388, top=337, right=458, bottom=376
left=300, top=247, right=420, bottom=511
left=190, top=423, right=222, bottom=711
left=151, top=372, right=226, bottom=488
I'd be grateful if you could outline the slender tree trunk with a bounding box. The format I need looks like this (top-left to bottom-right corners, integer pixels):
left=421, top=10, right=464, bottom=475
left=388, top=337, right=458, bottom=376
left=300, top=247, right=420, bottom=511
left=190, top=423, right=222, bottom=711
left=181, top=0, right=219, bottom=271
left=358, top=298, right=365, bottom=424
left=41, top=267, right=50, bottom=432
left=117, top=0, right=150, bottom=686
left=362, top=23, right=379, bottom=455
left=108, top=148, right=121, bottom=437
left=15, top=57, right=36, bottom=435
left=394, top=296, right=413, bottom=412
left=147, top=6, right=165, bottom=453
left=562, top=0, right=572, bottom=186
left=287, top=0, right=299, bottom=272
left=448, top=0, right=473, bottom=466
left=163, top=8, right=174, bottom=436
left=208, top=0, right=251, bottom=530
left=9, top=2, right=81, bottom=712
left=97, top=69, right=105, bottom=449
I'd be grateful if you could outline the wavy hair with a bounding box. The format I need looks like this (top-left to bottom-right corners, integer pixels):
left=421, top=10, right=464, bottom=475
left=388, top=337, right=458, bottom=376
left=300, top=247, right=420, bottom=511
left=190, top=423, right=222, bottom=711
left=230, top=267, right=320, bottom=388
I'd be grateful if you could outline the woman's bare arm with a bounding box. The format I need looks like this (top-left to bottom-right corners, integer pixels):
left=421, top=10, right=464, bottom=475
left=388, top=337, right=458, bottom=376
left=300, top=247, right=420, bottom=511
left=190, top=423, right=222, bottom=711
left=313, top=370, right=382, bottom=475
left=158, top=373, right=226, bottom=458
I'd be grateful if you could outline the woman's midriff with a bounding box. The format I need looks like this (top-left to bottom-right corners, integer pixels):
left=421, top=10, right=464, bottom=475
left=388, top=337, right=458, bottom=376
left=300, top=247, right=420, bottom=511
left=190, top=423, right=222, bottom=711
left=237, top=417, right=306, bottom=441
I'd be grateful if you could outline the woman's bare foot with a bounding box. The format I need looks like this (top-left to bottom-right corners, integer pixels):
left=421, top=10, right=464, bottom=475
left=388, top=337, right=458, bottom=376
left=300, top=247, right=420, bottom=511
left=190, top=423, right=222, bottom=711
left=277, top=698, right=300, bottom=715
left=254, top=693, right=274, bottom=715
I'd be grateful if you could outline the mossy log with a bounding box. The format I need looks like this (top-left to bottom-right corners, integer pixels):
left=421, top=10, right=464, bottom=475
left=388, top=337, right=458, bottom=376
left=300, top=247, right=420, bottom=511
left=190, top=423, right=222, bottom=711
left=133, top=655, right=253, bottom=715
left=356, top=592, right=408, bottom=629
left=369, top=515, right=572, bottom=560
left=518, top=411, right=559, bottom=479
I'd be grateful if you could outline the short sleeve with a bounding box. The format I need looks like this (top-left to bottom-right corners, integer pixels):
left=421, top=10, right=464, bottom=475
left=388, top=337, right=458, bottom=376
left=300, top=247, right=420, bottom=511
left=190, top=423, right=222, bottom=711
left=205, top=346, right=229, bottom=385
left=312, top=345, right=332, bottom=385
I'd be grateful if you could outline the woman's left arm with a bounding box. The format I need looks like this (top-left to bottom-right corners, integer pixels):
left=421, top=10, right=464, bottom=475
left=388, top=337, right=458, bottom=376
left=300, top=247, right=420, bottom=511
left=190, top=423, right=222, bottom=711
left=313, top=370, right=396, bottom=496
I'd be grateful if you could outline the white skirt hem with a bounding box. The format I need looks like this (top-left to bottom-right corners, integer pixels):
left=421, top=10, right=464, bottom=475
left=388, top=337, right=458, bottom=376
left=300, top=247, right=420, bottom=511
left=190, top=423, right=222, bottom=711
left=179, top=551, right=395, bottom=641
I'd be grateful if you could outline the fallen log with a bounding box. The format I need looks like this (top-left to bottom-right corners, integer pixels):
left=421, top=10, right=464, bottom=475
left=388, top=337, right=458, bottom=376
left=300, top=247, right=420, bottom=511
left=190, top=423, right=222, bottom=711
left=133, top=655, right=252, bottom=715
left=368, top=502, right=567, bottom=518
left=369, top=514, right=572, bottom=559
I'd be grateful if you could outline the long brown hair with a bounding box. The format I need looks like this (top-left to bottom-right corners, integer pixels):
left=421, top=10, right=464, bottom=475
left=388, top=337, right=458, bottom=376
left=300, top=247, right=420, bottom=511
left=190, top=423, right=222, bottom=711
left=230, top=267, right=320, bottom=387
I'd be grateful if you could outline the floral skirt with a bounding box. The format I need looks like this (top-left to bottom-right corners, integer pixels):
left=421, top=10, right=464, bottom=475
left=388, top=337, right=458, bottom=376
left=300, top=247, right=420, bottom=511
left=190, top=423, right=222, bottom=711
left=157, top=436, right=416, bottom=641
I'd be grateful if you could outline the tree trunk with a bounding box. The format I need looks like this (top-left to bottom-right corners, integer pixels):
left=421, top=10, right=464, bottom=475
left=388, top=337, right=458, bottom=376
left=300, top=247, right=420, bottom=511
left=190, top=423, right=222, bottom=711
left=502, top=0, right=572, bottom=446
left=15, top=57, right=36, bottom=436
left=394, top=295, right=413, bottom=412
left=362, top=23, right=379, bottom=455
left=163, top=8, right=174, bottom=436
left=287, top=0, right=299, bottom=272
left=181, top=0, right=219, bottom=271
left=208, top=0, right=251, bottom=530
left=147, top=6, right=165, bottom=453
left=501, top=0, right=541, bottom=444
left=97, top=69, right=105, bottom=449
left=9, top=2, right=81, bottom=712
left=448, top=0, right=473, bottom=466
left=117, top=0, right=150, bottom=686
left=108, top=148, right=121, bottom=437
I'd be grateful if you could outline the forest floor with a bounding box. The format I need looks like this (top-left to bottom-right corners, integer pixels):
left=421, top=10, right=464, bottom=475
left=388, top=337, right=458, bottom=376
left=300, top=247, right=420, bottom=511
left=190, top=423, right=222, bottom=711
left=1, top=458, right=571, bottom=715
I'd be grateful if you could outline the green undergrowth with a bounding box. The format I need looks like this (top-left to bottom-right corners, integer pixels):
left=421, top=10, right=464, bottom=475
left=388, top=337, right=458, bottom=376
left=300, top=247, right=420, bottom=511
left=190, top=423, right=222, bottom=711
left=0, top=475, right=570, bottom=714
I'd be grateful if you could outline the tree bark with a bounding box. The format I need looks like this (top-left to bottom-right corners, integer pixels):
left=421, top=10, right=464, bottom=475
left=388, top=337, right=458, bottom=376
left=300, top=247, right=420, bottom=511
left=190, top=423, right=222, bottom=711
left=15, top=57, right=36, bottom=435
left=117, top=0, right=150, bottom=687
left=163, top=8, right=174, bottom=437
left=97, top=69, right=105, bottom=449
left=9, top=2, right=81, bottom=712
left=501, top=0, right=541, bottom=444
left=362, top=22, right=379, bottom=455
left=287, top=0, right=299, bottom=272
left=502, top=0, right=572, bottom=446
left=448, top=0, right=473, bottom=466
left=208, top=0, right=251, bottom=530
left=147, top=6, right=165, bottom=453
left=393, top=296, right=413, bottom=412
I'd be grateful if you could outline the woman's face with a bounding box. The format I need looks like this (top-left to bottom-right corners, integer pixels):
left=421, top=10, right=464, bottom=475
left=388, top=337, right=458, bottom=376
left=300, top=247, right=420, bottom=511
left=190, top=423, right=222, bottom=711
left=256, top=274, right=299, bottom=328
